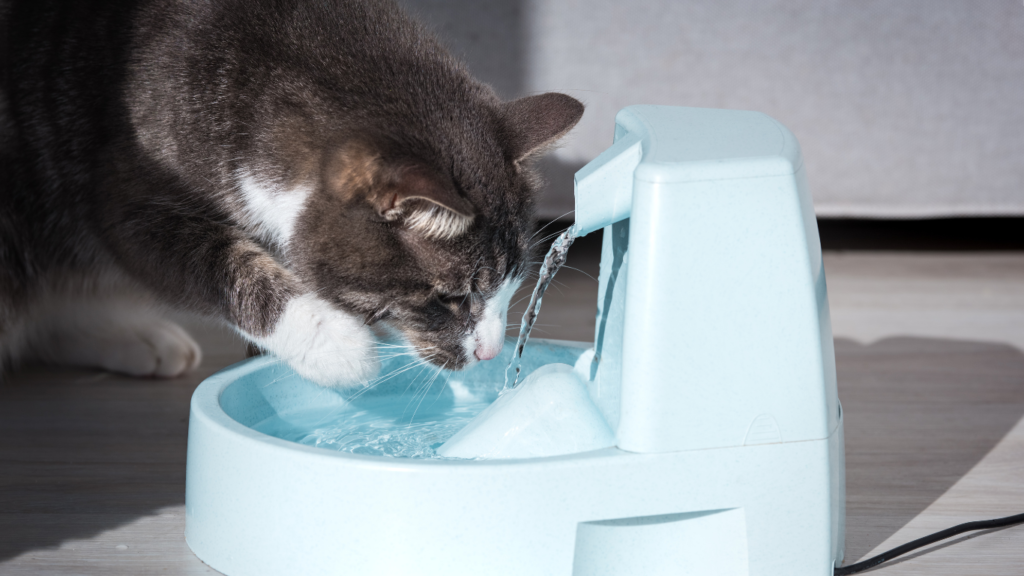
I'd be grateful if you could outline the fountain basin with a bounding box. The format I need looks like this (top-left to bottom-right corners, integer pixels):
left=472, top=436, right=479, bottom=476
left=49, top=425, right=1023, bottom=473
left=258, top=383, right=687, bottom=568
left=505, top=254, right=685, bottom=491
left=186, top=338, right=841, bottom=576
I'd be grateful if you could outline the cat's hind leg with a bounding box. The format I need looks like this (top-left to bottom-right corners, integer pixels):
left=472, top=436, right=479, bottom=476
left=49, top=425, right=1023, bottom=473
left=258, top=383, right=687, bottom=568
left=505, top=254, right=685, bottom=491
left=23, top=295, right=202, bottom=378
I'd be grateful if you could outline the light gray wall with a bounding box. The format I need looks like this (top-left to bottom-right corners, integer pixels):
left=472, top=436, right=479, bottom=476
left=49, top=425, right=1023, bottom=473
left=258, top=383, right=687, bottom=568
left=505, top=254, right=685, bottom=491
left=402, top=0, right=1024, bottom=219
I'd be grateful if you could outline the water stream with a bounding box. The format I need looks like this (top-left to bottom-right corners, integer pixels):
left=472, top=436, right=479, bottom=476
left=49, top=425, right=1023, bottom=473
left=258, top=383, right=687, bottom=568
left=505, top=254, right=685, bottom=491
left=503, top=227, right=577, bottom=390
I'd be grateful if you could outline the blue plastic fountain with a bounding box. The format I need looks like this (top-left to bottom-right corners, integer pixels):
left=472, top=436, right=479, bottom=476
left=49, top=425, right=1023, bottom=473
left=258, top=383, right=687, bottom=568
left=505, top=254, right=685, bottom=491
left=185, top=105, right=845, bottom=575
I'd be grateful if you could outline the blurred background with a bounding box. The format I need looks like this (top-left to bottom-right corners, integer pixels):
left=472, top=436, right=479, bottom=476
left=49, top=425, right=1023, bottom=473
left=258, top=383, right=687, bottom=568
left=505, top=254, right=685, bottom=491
left=3, top=2, right=1023, bottom=573
left=400, top=0, right=1024, bottom=222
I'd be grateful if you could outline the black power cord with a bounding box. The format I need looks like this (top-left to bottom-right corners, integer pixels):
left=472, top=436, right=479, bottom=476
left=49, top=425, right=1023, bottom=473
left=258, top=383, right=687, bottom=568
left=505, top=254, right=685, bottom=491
left=834, top=511, right=1024, bottom=575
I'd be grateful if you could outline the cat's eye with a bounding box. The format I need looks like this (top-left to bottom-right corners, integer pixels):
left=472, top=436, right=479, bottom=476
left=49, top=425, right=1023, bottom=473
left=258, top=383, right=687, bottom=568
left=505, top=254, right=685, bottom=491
left=437, top=293, right=467, bottom=304
left=436, top=292, right=471, bottom=311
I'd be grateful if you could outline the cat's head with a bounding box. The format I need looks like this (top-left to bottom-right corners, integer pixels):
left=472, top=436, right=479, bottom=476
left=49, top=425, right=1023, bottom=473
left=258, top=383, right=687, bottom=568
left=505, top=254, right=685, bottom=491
left=240, top=92, right=583, bottom=371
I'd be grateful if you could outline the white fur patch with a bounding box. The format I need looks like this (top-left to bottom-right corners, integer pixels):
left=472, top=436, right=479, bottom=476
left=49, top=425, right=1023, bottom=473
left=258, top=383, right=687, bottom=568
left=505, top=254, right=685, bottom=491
left=245, top=294, right=379, bottom=388
left=236, top=171, right=312, bottom=251
left=466, top=278, right=520, bottom=362
left=404, top=204, right=474, bottom=240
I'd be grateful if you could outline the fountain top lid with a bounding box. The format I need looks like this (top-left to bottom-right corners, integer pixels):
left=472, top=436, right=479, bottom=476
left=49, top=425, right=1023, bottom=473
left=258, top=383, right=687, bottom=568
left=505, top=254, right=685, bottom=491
left=616, top=105, right=803, bottom=184
left=572, top=105, right=808, bottom=237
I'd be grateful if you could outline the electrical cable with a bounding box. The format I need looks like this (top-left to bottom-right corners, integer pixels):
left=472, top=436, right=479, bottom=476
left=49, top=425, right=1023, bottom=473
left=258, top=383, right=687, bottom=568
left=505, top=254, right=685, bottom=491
left=833, top=511, right=1024, bottom=575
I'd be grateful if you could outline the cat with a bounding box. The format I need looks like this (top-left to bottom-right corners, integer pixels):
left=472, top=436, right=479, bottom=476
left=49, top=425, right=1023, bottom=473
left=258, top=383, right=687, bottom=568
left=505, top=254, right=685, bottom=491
left=0, top=0, right=583, bottom=387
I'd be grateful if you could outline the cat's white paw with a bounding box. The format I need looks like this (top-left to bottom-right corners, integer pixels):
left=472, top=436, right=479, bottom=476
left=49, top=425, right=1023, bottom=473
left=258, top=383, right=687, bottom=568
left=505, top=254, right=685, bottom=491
left=43, top=317, right=202, bottom=378
left=251, top=294, right=379, bottom=388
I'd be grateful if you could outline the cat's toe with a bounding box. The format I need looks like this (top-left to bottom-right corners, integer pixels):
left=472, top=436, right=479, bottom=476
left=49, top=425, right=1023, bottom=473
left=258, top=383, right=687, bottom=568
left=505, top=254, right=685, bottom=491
left=138, top=320, right=203, bottom=378
left=93, top=320, right=202, bottom=378
left=42, top=316, right=203, bottom=378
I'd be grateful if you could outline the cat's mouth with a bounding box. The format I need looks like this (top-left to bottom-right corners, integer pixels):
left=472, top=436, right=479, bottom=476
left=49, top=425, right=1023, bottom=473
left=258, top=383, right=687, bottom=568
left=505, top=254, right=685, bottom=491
left=431, top=354, right=470, bottom=371
left=410, top=342, right=471, bottom=371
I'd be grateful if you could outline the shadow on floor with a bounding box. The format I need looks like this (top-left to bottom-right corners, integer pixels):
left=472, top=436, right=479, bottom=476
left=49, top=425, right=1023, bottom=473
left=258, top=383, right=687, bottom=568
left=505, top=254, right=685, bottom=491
left=0, top=321, right=246, bottom=563
left=818, top=218, right=1024, bottom=251
left=2, top=331, right=1022, bottom=563
left=836, top=336, right=1024, bottom=564
left=540, top=215, right=1024, bottom=253
left=530, top=219, right=1024, bottom=566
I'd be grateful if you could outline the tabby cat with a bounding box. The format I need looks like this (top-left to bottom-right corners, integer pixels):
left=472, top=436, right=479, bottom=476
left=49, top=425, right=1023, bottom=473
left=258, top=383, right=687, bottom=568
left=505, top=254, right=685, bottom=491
left=0, top=0, right=583, bottom=386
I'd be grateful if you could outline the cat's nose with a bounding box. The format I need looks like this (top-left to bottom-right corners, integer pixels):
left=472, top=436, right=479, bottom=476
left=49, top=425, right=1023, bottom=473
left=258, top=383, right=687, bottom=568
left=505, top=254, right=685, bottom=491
left=474, top=341, right=502, bottom=361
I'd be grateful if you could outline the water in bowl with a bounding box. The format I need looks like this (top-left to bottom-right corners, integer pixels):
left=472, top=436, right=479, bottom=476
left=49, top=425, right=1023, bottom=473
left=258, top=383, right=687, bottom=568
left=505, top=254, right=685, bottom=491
left=252, top=396, right=493, bottom=459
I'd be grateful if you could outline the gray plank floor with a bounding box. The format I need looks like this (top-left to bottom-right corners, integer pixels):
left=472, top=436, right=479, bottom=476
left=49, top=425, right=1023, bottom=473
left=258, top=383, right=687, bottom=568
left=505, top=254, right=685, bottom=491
left=2, top=247, right=1023, bottom=574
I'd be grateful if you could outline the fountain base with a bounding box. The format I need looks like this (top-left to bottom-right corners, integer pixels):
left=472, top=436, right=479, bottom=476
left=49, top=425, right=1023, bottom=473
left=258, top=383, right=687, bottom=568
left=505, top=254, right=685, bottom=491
left=186, top=339, right=841, bottom=576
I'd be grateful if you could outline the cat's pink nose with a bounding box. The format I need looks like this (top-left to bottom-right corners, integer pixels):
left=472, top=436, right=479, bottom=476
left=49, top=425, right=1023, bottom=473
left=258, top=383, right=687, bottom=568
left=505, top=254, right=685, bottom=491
left=474, top=341, right=502, bottom=361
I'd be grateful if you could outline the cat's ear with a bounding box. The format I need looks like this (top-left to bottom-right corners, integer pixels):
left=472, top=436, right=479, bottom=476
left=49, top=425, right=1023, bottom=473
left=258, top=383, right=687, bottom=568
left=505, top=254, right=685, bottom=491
left=375, top=166, right=476, bottom=240
left=499, top=93, right=584, bottom=162
left=327, top=143, right=475, bottom=240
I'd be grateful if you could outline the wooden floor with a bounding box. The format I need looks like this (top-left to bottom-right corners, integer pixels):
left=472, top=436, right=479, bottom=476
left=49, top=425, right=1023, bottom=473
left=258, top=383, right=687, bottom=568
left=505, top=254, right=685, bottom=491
left=2, top=248, right=1023, bottom=575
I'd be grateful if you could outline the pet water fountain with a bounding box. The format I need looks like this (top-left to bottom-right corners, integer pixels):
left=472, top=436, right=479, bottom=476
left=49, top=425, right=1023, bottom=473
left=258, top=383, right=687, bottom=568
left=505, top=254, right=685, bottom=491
left=185, top=105, right=845, bottom=575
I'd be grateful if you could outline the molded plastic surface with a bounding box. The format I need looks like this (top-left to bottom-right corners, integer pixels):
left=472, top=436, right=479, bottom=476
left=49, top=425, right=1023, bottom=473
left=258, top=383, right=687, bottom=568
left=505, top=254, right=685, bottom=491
left=187, top=342, right=841, bottom=576
left=186, top=106, right=845, bottom=575
left=575, top=106, right=838, bottom=454
left=437, top=363, right=615, bottom=459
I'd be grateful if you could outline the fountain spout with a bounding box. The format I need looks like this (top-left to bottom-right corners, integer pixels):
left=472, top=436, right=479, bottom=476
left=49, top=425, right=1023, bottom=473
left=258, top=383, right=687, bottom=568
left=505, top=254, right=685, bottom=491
left=570, top=132, right=642, bottom=238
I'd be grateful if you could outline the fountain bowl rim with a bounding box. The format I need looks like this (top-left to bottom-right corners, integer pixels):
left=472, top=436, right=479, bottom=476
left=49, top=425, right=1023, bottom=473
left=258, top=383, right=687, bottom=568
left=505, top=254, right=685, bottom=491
left=190, top=344, right=620, bottom=471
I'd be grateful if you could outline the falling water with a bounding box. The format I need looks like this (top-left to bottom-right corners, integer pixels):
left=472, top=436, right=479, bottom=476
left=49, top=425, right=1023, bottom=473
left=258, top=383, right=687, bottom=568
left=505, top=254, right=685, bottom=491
left=503, top=227, right=577, bottom=390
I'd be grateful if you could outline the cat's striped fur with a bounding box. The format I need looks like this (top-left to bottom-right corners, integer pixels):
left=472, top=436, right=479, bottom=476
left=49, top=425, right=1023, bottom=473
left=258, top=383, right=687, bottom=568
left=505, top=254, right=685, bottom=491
left=0, top=0, right=583, bottom=386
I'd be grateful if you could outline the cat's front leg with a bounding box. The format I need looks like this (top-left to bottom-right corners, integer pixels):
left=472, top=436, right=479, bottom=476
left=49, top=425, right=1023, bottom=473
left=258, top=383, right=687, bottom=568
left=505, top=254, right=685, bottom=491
left=245, top=293, right=380, bottom=387
left=99, top=188, right=378, bottom=388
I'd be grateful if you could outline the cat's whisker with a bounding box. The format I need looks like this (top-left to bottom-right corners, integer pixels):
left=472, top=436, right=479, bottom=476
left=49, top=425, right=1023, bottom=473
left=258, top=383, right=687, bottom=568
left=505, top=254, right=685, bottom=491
left=374, top=341, right=415, bottom=349
left=372, top=355, right=418, bottom=365
left=380, top=356, right=436, bottom=379
left=374, top=350, right=417, bottom=358
left=396, top=356, right=440, bottom=397
left=374, top=348, right=417, bottom=355
left=372, top=354, right=434, bottom=382
left=344, top=356, right=435, bottom=402
left=558, top=265, right=598, bottom=282
left=530, top=212, right=574, bottom=241
left=407, top=361, right=449, bottom=424
left=400, top=364, right=438, bottom=417
left=375, top=349, right=421, bottom=360
left=530, top=228, right=571, bottom=250
left=533, top=226, right=569, bottom=244
left=509, top=293, right=536, bottom=309
left=433, top=368, right=456, bottom=406
left=548, top=279, right=570, bottom=293
left=467, top=254, right=486, bottom=286
left=360, top=352, right=432, bottom=388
